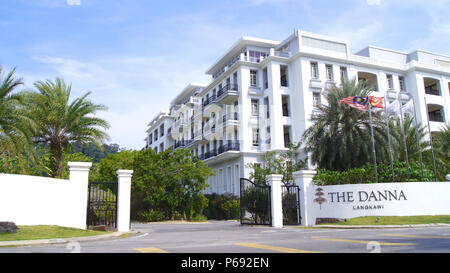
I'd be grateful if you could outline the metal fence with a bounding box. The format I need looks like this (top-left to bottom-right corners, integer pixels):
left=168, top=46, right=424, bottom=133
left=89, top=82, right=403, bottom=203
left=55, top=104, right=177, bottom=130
left=240, top=178, right=271, bottom=225
left=86, top=182, right=118, bottom=230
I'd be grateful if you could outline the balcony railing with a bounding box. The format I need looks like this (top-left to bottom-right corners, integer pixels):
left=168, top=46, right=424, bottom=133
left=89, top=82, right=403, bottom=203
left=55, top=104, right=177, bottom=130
left=217, top=83, right=238, bottom=99
left=174, top=140, right=186, bottom=149
left=203, top=95, right=217, bottom=108
left=218, top=141, right=240, bottom=154
left=196, top=141, right=241, bottom=161
left=222, top=112, right=239, bottom=124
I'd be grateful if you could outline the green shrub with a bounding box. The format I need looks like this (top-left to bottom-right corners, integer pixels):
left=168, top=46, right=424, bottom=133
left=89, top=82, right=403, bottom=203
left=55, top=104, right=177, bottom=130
left=137, top=209, right=165, bottom=222
left=204, top=193, right=240, bottom=220
left=185, top=194, right=209, bottom=220
left=313, top=161, right=435, bottom=186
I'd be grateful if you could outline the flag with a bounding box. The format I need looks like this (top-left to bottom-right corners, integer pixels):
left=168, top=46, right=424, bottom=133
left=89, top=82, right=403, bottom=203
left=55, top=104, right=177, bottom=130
left=385, top=99, right=400, bottom=117
left=339, top=96, right=369, bottom=110
left=402, top=100, right=415, bottom=117
left=369, top=96, right=384, bottom=108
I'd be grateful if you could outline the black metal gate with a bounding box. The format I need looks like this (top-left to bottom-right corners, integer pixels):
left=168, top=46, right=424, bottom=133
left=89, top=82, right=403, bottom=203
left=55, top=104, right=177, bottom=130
left=240, top=178, right=271, bottom=225
left=87, top=182, right=118, bottom=230
left=282, top=184, right=301, bottom=225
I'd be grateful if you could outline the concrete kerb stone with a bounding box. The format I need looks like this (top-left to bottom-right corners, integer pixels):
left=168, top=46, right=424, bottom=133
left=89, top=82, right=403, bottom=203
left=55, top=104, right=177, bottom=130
left=288, top=223, right=450, bottom=229
left=0, top=231, right=138, bottom=247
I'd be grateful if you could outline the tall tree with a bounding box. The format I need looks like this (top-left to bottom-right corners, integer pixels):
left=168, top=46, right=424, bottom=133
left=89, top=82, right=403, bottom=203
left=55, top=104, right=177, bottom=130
left=388, top=116, right=429, bottom=163
left=302, top=78, right=389, bottom=171
left=246, top=141, right=307, bottom=185
left=25, top=78, right=109, bottom=178
left=0, top=66, right=35, bottom=172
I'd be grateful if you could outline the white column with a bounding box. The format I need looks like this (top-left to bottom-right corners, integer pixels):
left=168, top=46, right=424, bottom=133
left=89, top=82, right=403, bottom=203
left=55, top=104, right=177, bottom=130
left=293, top=170, right=317, bottom=226
left=267, top=174, right=283, bottom=228
left=116, top=169, right=133, bottom=232
left=68, top=162, right=92, bottom=230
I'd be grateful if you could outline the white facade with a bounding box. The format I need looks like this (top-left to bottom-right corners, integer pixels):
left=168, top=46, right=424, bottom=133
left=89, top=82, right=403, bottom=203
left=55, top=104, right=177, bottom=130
left=145, top=30, right=450, bottom=196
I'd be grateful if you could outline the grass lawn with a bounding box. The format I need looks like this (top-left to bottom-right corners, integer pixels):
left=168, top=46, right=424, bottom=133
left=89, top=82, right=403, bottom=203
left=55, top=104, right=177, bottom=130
left=0, top=225, right=112, bottom=241
left=317, top=215, right=450, bottom=226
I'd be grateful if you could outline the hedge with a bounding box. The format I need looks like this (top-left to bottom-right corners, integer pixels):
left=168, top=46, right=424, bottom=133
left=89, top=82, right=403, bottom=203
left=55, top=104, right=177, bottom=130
left=313, top=161, right=435, bottom=186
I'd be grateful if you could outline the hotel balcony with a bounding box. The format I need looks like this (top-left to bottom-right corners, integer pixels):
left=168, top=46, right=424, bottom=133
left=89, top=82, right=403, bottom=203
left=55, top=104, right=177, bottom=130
left=200, top=141, right=241, bottom=163
left=193, top=108, right=209, bottom=121
left=203, top=120, right=223, bottom=140
left=216, top=83, right=239, bottom=105
left=222, top=112, right=239, bottom=129
left=193, top=129, right=208, bottom=145
left=203, top=96, right=223, bottom=116
left=172, top=118, right=189, bottom=133
left=174, top=140, right=186, bottom=149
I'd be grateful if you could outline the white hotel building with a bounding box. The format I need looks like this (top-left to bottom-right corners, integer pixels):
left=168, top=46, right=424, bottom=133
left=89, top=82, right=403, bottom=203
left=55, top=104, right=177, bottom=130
left=145, top=30, right=450, bottom=196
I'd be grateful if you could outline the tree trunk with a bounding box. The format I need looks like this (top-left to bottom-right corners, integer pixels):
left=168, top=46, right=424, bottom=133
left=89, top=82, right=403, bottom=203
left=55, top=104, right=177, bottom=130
left=50, top=140, right=63, bottom=178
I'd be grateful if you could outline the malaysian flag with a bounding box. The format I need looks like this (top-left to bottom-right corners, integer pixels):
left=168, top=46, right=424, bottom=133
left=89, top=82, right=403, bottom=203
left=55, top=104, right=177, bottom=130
left=339, top=96, right=369, bottom=110
left=340, top=96, right=384, bottom=111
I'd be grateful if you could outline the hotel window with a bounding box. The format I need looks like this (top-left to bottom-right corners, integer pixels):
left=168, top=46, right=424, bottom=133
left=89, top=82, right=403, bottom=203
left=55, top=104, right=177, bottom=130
left=282, top=95, right=290, bottom=117
left=154, top=129, right=158, bottom=141
left=160, top=124, right=164, bottom=137
left=325, top=64, right=333, bottom=81
left=399, top=76, right=406, bottom=92
left=251, top=99, right=259, bottom=116
left=283, top=126, right=291, bottom=148
left=149, top=133, right=153, bottom=145
left=263, top=68, right=268, bottom=89
left=313, top=93, right=321, bottom=107
left=340, top=67, right=348, bottom=81
left=248, top=50, right=267, bottom=63
left=311, top=62, right=319, bottom=79
left=280, top=65, right=288, bottom=87
left=252, top=128, right=260, bottom=146
left=250, top=70, right=258, bottom=87
left=386, top=74, right=393, bottom=90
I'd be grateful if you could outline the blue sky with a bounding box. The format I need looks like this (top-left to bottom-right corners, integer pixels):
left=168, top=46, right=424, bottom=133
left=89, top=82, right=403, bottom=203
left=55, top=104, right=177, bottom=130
left=1, top=0, right=449, bottom=149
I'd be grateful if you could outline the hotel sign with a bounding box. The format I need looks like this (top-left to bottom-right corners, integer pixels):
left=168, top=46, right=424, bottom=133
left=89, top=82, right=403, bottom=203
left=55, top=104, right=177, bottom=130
left=315, top=188, right=407, bottom=211
left=305, top=182, right=450, bottom=223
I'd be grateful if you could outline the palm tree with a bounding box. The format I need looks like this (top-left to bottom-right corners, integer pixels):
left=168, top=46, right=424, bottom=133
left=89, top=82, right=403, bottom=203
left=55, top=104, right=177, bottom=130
left=0, top=66, right=36, bottom=172
left=388, top=116, right=429, bottom=163
left=434, top=124, right=450, bottom=162
left=25, top=78, right=110, bottom=178
left=302, top=77, right=389, bottom=171
left=432, top=124, right=450, bottom=181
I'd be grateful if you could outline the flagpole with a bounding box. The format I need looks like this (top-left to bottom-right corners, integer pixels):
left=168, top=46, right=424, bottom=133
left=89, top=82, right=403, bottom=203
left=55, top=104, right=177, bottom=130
left=368, top=101, right=379, bottom=183
left=384, top=96, right=395, bottom=182
left=398, top=92, right=410, bottom=182
left=424, top=96, right=438, bottom=181
left=411, top=98, right=424, bottom=181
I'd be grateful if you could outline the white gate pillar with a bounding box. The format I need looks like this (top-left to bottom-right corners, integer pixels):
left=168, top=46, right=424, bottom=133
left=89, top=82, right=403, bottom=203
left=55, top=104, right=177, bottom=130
left=68, top=162, right=92, bottom=230
left=267, top=174, right=283, bottom=228
left=117, top=169, right=133, bottom=232
left=293, top=170, right=317, bottom=226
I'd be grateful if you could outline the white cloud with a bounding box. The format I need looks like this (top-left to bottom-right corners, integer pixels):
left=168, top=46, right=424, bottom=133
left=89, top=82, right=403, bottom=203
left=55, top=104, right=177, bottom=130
left=67, top=0, right=81, bottom=6
left=29, top=55, right=209, bottom=149
left=366, top=0, right=381, bottom=6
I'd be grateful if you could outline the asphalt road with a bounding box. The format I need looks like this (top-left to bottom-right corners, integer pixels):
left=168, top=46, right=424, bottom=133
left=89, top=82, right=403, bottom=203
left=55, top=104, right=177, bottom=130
left=2, top=220, right=450, bottom=253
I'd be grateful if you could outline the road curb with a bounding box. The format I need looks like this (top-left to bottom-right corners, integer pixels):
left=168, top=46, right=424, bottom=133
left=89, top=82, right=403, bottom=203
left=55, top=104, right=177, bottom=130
left=0, top=231, right=138, bottom=247
left=308, top=223, right=450, bottom=229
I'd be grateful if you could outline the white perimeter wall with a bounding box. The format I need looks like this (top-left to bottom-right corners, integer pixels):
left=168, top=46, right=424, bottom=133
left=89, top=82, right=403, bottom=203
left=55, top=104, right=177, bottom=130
left=294, top=171, right=450, bottom=226
left=0, top=162, right=91, bottom=229
left=311, top=182, right=450, bottom=220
